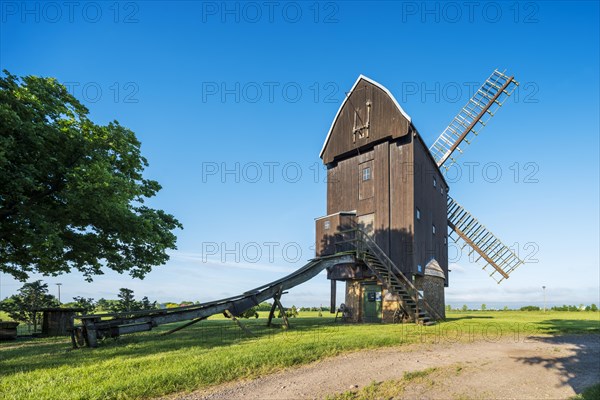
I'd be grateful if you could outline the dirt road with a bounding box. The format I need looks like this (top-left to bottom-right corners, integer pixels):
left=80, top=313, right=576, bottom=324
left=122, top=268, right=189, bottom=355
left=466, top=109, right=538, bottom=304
left=171, top=335, right=599, bottom=399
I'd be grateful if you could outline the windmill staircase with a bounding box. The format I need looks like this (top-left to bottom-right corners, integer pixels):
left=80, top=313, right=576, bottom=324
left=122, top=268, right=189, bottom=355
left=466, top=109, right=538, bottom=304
left=339, top=227, right=443, bottom=325
left=447, top=196, right=524, bottom=283
left=429, top=69, right=519, bottom=171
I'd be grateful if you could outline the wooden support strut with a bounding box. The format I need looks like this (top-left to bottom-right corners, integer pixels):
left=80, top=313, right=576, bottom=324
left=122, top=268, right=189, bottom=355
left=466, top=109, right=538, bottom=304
left=266, top=289, right=289, bottom=329
left=330, top=279, right=336, bottom=313
left=160, top=316, right=207, bottom=336
left=224, top=310, right=255, bottom=336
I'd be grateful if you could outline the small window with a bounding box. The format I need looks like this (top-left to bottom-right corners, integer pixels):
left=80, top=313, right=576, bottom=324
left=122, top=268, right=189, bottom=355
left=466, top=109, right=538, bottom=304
left=444, top=236, right=447, bottom=245
left=324, top=220, right=330, bottom=230
left=433, top=177, right=437, bottom=188
left=432, top=224, right=436, bottom=235
left=440, top=186, right=443, bottom=195
left=417, top=264, right=423, bottom=273
left=362, top=167, right=371, bottom=181
left=416, top=207, right=421, bottom=220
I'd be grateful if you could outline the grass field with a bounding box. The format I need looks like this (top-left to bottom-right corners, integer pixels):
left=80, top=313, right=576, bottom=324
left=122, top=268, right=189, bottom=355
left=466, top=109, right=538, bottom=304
left=0, top=310, right=598, bottom=399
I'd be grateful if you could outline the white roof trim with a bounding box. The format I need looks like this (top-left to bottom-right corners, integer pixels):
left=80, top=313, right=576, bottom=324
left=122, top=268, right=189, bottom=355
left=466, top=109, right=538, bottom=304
left=314, top=210, right=357, bottom=220
left=319, top=74, right=412, bottom=159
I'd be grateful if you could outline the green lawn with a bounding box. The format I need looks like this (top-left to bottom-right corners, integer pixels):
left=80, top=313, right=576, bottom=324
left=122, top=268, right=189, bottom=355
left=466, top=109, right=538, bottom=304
left=0, top=311, right=598, bottom=400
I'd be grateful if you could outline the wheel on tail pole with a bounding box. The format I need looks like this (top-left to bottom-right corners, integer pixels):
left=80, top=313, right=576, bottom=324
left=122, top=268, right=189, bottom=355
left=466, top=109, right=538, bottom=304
left=70, top=326, right=86, bottom=349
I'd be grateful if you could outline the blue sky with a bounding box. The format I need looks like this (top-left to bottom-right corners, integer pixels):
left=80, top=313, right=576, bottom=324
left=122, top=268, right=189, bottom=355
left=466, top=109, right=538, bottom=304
left=1, top=1, right=598, bottom=308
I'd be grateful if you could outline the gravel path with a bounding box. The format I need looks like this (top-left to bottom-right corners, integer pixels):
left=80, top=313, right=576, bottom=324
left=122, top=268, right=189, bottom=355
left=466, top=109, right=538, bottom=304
left=168, top=334, right=600, bottom=399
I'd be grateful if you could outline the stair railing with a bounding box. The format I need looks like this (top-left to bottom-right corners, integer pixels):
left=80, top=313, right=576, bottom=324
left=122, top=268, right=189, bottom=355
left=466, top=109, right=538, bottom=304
left=336, top=225, right=444, bottom=322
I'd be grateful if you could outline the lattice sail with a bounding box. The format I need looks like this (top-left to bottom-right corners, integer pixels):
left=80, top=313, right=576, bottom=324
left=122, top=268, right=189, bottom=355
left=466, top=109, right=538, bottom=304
left=447, top=196, right=524, bottom=283
left=430, top=69, right=519, bottom=171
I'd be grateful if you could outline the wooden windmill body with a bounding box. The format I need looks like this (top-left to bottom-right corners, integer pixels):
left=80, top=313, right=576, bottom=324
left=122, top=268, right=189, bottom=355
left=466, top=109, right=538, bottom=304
left=316, top=71, right=522, bottom=324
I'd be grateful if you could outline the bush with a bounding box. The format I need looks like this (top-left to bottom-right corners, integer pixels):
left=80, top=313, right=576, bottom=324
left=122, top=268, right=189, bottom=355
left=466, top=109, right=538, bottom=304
left=520, top=305, right=541, bottom=311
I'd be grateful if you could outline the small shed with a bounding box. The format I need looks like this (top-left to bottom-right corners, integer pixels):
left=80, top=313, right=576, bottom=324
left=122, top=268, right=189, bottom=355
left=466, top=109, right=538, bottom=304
left=37, top=308, right=85, bottom=336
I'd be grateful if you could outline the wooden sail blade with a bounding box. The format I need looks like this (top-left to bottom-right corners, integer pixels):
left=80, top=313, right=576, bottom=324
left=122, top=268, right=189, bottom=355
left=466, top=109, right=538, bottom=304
left=430, top=69, right=519, bottom=171
left=447, top=196, right=524, bottom=283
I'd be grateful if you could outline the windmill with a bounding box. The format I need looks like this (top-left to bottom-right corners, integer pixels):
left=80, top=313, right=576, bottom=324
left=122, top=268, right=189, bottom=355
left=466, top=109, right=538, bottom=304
left=316, top=69, right=525, bottom=323
left=73, top=70, right=527, bottom=346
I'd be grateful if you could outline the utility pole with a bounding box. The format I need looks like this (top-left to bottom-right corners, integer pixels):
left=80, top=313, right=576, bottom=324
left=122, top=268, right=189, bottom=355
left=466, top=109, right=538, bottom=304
left=56, top=283, right=62, bottom=305
left=542, top=286, right=546, bottom=312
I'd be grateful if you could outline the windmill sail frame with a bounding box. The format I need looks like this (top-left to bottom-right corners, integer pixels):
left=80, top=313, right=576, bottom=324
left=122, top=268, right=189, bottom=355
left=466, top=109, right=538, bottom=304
left=430, top=69, right=519, bottom=172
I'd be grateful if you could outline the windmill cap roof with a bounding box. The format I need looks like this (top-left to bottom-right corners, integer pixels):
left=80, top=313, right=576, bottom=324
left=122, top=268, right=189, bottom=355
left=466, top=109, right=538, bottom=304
left=319, top=74, right=411, bottom=159
left=425, top=259, right=446, bottom=280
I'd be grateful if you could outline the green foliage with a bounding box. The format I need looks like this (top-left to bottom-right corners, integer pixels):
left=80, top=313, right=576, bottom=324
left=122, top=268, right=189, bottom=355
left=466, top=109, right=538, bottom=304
left=95, top=298, right=119, bottom=313
left=237, top=307, right=259, bottom=319
left=255, top=302, right=273, bottom=311
left=277, top=305, right=299, bottom=318
left=461, top=304, right=468, bottom=312
left=481, top=304, right=487, bottom=311
left=109, top=288, right=156, bottom=313
left=520, top=305, right=541, bottom=311
left=0, top=71, right=182, bottom=282
left=140, top=296, right=157, bottom=310
left=570, top=383, right=600, bottom=400
left=0, top=280, right=58, bottom=331
left=71, top=296, right=95, bottom=314
left=549, top=305, right=595, bottom=312
left=299, top=306, right=329, bottom=312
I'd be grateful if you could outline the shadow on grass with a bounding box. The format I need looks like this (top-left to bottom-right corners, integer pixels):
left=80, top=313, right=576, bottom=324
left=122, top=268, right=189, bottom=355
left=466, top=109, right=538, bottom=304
left=0, top=317, right=339, bottom=378
left=444, top=316, right=494, bottom=322
left=535, top=319, right=600, bottom=335
left=513, top=334, right=600, bottom=394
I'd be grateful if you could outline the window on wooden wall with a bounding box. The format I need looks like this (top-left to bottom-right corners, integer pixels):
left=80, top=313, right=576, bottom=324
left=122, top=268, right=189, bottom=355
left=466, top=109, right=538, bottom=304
left=359, top=160, right=374, bottom=200
left=416, top=207, right=421, bottom=220
left=433, top=177, right=437, bottom=188
left=362, top=167, right=371, bottom=181
left=324, top=220, right=331, bottom=230
left=432, top=224, right=436, bottom=235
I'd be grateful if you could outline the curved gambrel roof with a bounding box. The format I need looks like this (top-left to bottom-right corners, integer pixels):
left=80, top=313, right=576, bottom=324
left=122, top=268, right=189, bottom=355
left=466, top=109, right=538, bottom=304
left=319, top=74, right=412, bottom=159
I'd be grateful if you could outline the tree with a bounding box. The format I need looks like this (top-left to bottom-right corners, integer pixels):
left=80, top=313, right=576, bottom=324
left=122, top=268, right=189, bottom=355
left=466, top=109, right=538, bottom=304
left=72, top=296, right=95, bottom=314
left=0, top=71, right=182, bottom=282
left=591, top=304, right=598, bottom=312
left=140, top=296, right=157, bottom=310
left=461, top=304, right=468, bottom=312
left=95, top=298, right=119, bottom=312
left=0, top=280, right=58, bottom=332
left=113, top=288, right=139, bottom=313
left=481, top=304, right=487, bottom=311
